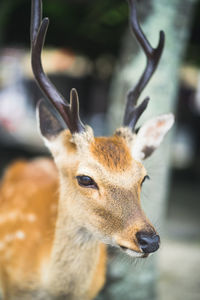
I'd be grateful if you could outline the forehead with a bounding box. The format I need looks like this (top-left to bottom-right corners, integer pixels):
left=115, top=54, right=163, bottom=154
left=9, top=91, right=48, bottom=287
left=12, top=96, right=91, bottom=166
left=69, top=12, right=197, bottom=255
left=75, top=135, right=146, bottom=188
left=90, top=136, right=132, bottom=172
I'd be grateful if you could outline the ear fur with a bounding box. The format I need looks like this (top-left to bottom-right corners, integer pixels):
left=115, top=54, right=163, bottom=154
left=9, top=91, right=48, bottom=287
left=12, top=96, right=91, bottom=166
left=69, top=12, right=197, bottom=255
left=71, top=126, right=94, bottom=152
left=132, top=113, right=174, bottom=161
left=36, top=99, right=66, bottom=142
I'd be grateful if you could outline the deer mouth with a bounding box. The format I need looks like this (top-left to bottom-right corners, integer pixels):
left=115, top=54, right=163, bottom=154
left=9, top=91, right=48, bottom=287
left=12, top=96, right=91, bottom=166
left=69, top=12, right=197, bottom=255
left=119, top=245, right=149, bottom=258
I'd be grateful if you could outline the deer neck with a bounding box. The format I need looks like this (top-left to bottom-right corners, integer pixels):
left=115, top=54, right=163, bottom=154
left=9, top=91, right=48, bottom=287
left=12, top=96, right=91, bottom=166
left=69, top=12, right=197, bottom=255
left=46, top=180, right=100, bottom=298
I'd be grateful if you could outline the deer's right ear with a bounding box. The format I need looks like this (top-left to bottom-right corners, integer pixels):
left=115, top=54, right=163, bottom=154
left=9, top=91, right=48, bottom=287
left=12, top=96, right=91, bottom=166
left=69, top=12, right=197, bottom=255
left=36, top=99, right=66, bottom=142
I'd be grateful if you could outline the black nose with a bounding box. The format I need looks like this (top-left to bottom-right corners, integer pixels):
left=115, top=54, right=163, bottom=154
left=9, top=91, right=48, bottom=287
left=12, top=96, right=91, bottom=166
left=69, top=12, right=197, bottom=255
left=136, top=232, right=160, bottom=253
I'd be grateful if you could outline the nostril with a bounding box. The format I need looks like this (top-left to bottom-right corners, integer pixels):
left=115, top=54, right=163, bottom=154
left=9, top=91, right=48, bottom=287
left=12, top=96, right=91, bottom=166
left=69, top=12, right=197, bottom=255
left=136, top=232, right=160, bottom=253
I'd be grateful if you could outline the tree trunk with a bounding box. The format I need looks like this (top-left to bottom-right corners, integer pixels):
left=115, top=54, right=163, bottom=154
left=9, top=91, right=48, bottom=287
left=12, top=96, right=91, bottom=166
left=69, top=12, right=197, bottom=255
left=97, top=0, right=197, bottom=299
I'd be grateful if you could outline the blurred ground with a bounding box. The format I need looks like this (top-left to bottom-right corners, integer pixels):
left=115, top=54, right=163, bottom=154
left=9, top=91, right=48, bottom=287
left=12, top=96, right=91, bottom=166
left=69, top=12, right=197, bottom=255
left=158, top=176, right=200, bottom=300
left=159, top=239, right=200, bottom=300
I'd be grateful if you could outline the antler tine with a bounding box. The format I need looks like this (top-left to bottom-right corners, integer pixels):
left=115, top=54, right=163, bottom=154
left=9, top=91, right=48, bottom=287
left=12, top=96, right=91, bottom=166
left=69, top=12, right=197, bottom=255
left=31, top=0, right=85, bottom=134
left=123, top=0, right=165, bottom=130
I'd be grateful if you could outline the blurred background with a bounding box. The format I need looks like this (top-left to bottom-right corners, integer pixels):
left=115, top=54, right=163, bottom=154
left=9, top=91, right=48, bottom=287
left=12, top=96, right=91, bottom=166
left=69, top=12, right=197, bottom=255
left=0, top=0, right=200, bottom=299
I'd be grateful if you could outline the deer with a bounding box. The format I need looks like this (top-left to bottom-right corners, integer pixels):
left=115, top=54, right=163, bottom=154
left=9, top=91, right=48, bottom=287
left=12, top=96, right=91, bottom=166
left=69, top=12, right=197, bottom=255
left=0, top=0, right=174, bottom=299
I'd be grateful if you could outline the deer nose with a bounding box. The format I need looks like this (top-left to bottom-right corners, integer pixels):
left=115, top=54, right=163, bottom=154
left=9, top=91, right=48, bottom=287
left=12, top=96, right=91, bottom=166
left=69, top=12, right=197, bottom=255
left=136, top=232, right=160, bottom=253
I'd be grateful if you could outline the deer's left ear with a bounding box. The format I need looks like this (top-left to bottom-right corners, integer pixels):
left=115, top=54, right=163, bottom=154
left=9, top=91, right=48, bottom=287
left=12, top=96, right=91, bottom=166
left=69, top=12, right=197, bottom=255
left=132, top=114, right=174, bottom=161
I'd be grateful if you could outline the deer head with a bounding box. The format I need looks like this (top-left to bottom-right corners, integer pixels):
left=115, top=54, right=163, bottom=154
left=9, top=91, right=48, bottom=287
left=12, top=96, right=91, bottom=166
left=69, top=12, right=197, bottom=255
left=31, top=0, right=174, bottom=258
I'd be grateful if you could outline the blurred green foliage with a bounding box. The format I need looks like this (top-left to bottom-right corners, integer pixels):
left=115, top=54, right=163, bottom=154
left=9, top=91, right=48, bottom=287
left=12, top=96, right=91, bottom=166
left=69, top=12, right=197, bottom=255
left=0, top=0, right=128, bottom=59
left=0, top=0, right=199, bottom=64
left=185, top=0, right=200, bottom=66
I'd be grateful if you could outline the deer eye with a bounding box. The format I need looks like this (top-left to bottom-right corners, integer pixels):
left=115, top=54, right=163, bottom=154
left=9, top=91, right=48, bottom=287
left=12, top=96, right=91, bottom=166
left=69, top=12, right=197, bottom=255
left=141, top=175, right=150, bottom=186
left=76, top=176, right=98, bottom=189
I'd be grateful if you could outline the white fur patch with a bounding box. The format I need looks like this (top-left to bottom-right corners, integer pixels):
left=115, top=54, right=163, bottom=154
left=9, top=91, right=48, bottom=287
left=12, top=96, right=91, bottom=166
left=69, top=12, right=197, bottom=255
left=26, top=214, right=37, bottom=223
left=0, top=211, right=19, bottom=224
left=0, top=211, right=37, bottom=224
left=71, top=125, right=94, bottom=151
left=0, top=230, right=25, bottom=252
left=15, top=230, right=26, bottom=240
left=125, top=249, right=144, bottom=258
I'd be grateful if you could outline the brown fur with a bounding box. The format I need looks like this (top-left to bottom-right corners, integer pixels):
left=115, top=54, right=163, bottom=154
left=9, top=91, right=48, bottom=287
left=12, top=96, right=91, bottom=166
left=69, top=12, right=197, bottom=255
left=0, top=159, right=58, bottom=294
left=90, top=136, right=132, bottom=171
left=87, top=244, right=107, bottom=300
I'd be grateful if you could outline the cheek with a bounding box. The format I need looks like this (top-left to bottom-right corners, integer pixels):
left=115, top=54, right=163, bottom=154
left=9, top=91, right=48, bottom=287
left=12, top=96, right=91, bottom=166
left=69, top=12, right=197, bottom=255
left=88, top=199, right=124, bottom=235
left=73, top=189, right=100, bottom=218
left=78, top=188, right=99, bottom=202
left=78, top=186, right=106, bottom=209
left=92, top=189, right=100, bottom=201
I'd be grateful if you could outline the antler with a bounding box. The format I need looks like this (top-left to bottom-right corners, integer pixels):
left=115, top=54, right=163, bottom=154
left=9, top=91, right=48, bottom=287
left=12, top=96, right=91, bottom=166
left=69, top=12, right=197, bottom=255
left=31, top=0, right=85, bottom=134
left=123, top=0, right=165, bottom=130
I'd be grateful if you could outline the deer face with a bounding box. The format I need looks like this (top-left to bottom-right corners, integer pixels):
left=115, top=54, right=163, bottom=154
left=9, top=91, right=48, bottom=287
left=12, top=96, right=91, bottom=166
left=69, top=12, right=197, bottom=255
left=74, top=136, right=153, bottom=257
left=32, top=0, right=174, bottom=258
left=38, top=103, right=173, bottom=258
